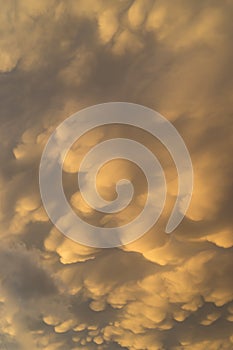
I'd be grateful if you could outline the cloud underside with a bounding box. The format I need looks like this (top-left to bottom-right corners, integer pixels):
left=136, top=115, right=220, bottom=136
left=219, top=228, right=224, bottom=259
left=0, top=0, right=233, bottom=349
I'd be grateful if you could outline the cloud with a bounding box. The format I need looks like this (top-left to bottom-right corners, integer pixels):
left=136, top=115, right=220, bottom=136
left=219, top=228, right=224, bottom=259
left=0, top=0, right=232, bottom=349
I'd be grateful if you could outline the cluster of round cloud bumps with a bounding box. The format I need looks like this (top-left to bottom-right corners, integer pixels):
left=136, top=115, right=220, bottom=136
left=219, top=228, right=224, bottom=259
left=0, top=0, right=233, bottom=349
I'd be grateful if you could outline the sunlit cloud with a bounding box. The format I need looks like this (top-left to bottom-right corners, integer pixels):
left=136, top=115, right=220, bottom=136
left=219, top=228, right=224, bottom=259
left=0, top=0, right=232, bottom=349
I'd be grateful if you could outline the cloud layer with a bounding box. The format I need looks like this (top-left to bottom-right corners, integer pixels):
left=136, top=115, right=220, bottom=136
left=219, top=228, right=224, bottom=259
left=0, top=0, right=233, bottom=349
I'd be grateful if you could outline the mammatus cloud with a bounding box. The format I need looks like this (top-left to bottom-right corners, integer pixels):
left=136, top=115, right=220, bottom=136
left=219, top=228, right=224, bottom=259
left=0, top=0, right=233, bottom=349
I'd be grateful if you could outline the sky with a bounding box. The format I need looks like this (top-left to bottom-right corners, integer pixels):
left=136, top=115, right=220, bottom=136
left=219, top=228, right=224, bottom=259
left=0, top=0, right=233, bottom=349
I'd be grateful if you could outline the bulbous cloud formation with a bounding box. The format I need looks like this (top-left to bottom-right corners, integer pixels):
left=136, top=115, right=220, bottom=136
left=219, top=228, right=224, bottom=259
left=0, top=0, right=233, bottom=349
